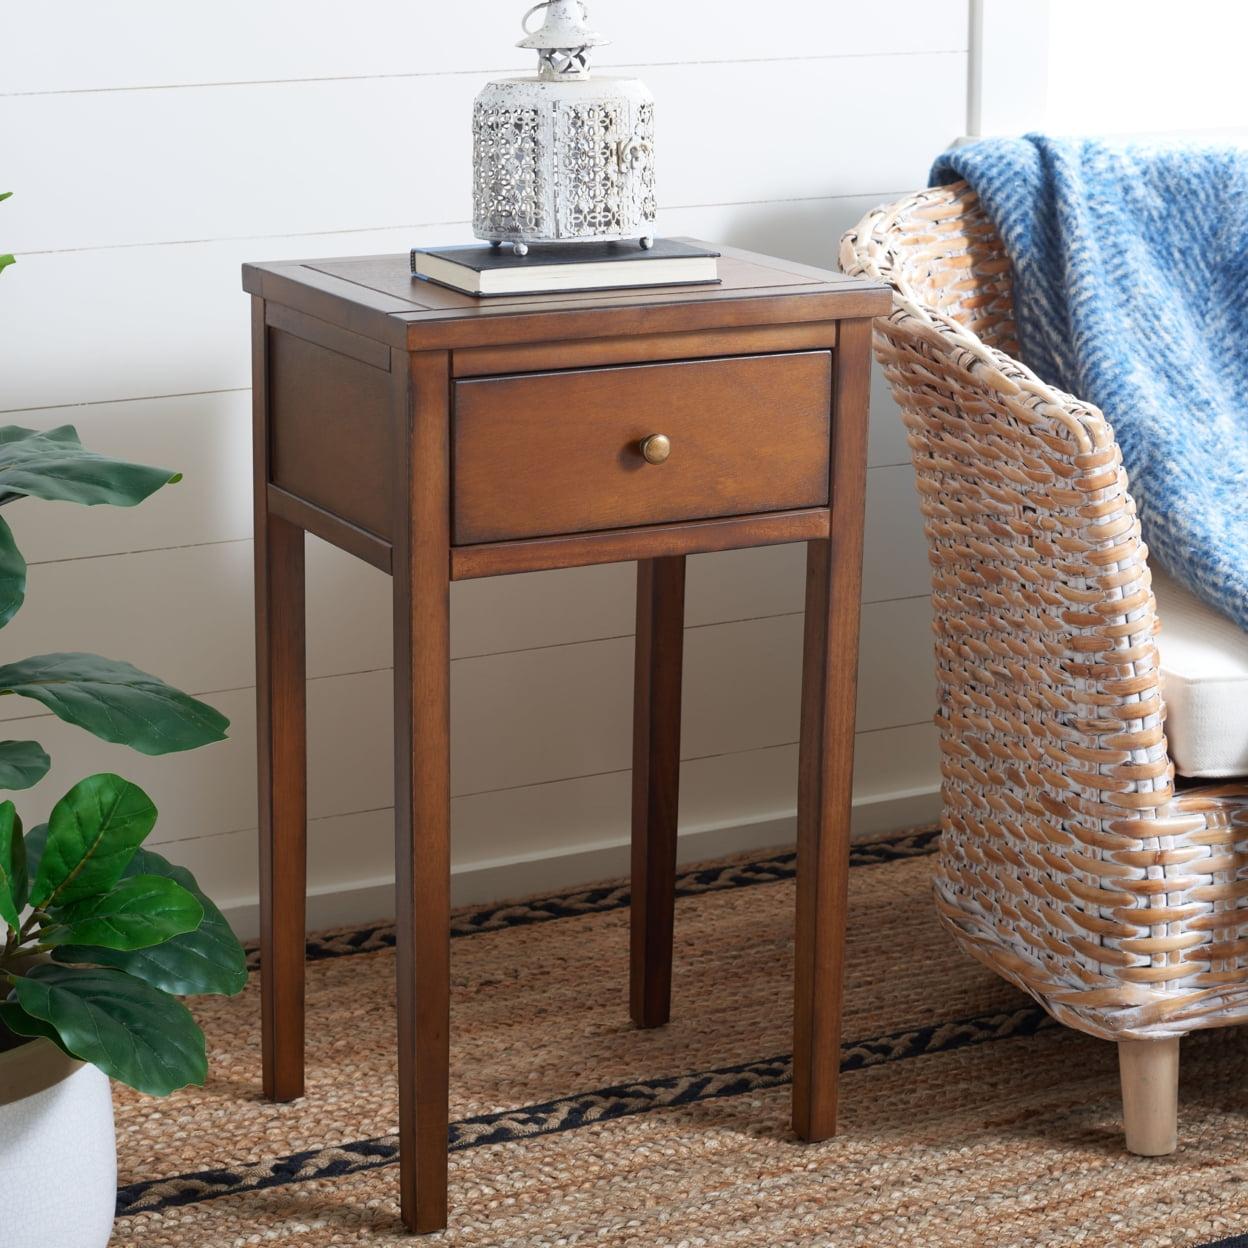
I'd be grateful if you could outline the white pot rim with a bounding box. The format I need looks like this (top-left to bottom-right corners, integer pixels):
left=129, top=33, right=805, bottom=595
left=0, top=1036, right=83, bottom=1107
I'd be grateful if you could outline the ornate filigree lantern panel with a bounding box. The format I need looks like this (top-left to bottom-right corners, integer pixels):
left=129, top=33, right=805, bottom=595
left=473, top=1, right=656, bottom=253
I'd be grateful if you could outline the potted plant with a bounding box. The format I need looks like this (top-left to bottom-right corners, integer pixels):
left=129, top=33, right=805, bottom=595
left=0, top=197, right=246, bottom=1248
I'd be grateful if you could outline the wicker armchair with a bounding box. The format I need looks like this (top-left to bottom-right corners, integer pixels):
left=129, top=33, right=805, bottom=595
left=841, top=182, right=1248, bottom=1155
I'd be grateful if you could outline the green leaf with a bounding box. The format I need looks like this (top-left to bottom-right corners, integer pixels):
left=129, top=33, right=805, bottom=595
left=0, top=803, right=23, bottom=931
left=21, top=822, right=46, bottom=910
left=11, top=963, right=206, bottom=1095
left=29, top=774, right=156, bottom=909
left=0, top=1000, right=72, bottom=1055
left=57, top=849, right=247, bottom=996
left=0, top=192, right=12, bottom=203
left=0, top=514, right=26, bottom=627
left=0, top=426, right=77, bottom=446
left=0, top=425, right=180, bottom=508
left=43, top=874, right=202, bottom=952
left=0, top=255, right=14, bottom=276
left=0, top=653, right=228, bottom=755
left=0, top=739, right=50, bottom=791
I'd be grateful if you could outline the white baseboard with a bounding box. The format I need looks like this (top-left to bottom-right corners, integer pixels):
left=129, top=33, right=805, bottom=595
left=220, top=786, right=940, bottom=939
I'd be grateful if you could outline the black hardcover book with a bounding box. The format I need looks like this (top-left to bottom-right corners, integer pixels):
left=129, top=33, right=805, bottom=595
left=410, top=238, right=721, bottom=297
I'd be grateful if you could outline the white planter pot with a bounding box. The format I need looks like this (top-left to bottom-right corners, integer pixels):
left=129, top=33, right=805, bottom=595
left=0, top=1037, right=117, bottom=1248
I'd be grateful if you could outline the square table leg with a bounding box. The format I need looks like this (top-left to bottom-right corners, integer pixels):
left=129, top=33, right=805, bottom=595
left=792, top=537, right=852, bottom=1140
left=256, top=511, right=308, bottom=1102
left=792, top=318, right=872, bottom=1141
left=392, top=351, right=452, bottom=1233
left=630, top=555, right=687, bottom=1028
left=254, top=293, right=309, bottom=1105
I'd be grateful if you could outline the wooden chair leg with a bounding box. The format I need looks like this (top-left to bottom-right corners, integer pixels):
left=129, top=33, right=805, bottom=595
left=1119, top=1036, right=1180, bottom=1156
left=630, top=555, right=686, bottom=1029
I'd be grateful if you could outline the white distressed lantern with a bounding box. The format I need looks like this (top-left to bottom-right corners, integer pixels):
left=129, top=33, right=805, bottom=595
left=472, top=1, right=656, bottom=254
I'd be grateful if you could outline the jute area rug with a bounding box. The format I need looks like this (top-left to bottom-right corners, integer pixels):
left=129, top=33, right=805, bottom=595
left=110, top=829, right=1248, bottom=1247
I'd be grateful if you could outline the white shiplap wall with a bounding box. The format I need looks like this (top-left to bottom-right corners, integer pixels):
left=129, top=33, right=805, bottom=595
left=1, top=1, right=967, bottom=934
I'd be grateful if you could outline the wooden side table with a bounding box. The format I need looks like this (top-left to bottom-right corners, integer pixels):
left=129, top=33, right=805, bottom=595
left=242, top=244, right=890, bottom=1233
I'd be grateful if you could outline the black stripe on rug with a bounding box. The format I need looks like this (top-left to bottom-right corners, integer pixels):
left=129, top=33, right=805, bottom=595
left=114, top=1001, right=1050, bottom=1218
left=244, top=826, right=942, bottom=970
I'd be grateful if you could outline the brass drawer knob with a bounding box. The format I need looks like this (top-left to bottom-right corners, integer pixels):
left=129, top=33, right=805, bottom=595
left=640, top=433, right=671, bottom=464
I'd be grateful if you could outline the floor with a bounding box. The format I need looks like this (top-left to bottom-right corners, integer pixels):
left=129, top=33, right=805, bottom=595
left=110, top=829, right=1248, bottom=1247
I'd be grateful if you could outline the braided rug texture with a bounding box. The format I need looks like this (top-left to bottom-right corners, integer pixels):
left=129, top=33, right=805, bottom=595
left=931, top=135, right=1248, bottom=633
left=104, top=829, right=1248, bottom=1247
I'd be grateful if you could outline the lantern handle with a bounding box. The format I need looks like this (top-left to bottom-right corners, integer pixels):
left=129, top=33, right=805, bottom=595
left=521, top=1, right=591, bottom=36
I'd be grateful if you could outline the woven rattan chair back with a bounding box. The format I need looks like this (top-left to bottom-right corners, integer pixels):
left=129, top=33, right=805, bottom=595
left=840, top=182, right=1248, bottom=1062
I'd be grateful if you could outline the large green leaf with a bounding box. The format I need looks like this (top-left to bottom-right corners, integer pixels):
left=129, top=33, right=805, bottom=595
left=0, top=802, right=23, bottom=931
left=0, top=653, right=228, bottom=755
left=57, top=849, right=247, bottom=996
left=0, top=740, right=50, bottom=791
left=29, top=774, right=156, bottom=909
left=20, top=822, right=46, bottom=911
left=11, top=963, right=206, bottom=1095
left=44, top=874, right=202, bottom=951
left=0, top=1001, right=71, bottom=1054
left=0, top=425, right=179, bottom=508
left=0, top=514, right=26, bottom=626
left=0, top=426, right=76, bottom=445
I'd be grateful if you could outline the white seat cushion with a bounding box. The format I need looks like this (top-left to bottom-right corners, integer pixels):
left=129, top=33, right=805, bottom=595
left=1154, top=569, right=1248, bottom=778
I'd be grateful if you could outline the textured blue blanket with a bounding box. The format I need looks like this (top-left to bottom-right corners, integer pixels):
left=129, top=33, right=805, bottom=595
left=931, top=135, right=1248, bottom=631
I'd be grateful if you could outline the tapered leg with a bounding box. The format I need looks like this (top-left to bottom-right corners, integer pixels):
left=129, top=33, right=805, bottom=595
left=257, top=514, right=307, bottom=1101
left=793, top=319, right=872, bottom=1141
left=393, top=351, right=452, bottom=1233
left=254, top=297, right=308, bottom=1104
left=630, top=555, right=686, bottom=1028
left=1119, top=1037, right=1180, bottom=1156
left=792, top=539, right=854, bottom=1139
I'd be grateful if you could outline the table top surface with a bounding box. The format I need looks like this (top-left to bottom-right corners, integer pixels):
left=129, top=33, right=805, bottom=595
left=243, top=239, right=891, bottom=352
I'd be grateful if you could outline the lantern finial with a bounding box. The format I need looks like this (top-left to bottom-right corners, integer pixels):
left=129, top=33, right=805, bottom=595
left=517, top=0, right=608, bottom=80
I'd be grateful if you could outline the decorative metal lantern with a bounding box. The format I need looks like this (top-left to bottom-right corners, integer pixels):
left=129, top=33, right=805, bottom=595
left=472, top=1, right=656, bottom=255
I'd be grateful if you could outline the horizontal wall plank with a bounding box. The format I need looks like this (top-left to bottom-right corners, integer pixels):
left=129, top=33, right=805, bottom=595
left=7, top=1, right=968, bottom=95
left=851, top=721, right=942, bottom=804
left=868, top=354, right=909, bottom=469
left=4, top=55, right=964, bottom=253
left=0, top=194, right=905, bottom=414
left=169, top=718, right=942, bottom=930
left=1, top=196, right=911, bottom=470
left=7, top=433, right=921, bottom=586
left=4, top=391, right=253, bottom=564
left=4, top=597, right=936, bottom=839
left=0, top=227, right=435, bottom=412
left=863, top=464, right=929, bottom=600
left=13, top=687, right=255, bottom=848
left=310, top=602, right=932, bottom=801
left=0, top=462, right=928, bottom=705
left=3, top=388, right=915, bottom=573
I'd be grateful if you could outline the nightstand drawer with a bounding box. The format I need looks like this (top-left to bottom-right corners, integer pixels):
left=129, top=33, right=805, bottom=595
left=451, top=351, right=832, bottom=545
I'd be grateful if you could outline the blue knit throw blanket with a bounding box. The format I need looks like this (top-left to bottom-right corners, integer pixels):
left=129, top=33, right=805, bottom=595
left=931, top=135, right=1248, bottom=631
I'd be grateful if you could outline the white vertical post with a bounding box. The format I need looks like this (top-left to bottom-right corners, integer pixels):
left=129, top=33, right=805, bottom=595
left=967, top=0, right=1052, bottom=137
